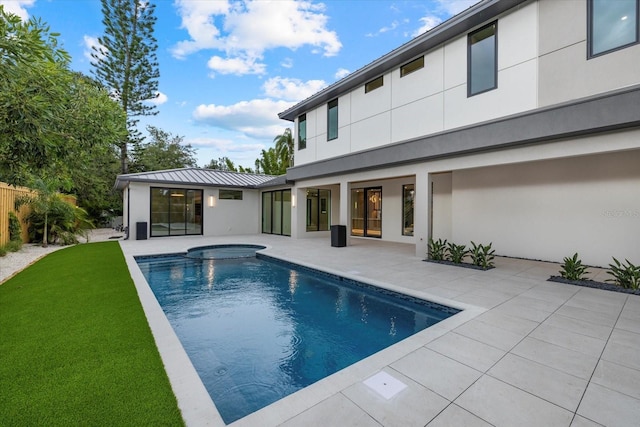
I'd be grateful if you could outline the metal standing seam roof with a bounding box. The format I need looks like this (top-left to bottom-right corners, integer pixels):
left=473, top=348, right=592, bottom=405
left=114, top=168, right=282, bottom=190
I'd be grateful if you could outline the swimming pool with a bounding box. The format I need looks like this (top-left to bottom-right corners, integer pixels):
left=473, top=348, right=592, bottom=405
left=136, top=246, right=460, bottom=424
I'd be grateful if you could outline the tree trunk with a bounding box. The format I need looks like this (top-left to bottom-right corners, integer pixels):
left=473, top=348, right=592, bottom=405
left=43, top=212, right=48, bottom=248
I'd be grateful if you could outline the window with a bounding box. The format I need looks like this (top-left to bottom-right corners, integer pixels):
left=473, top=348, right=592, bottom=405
left=219, top=189, right=243, bottom=200
left=588, top=0, right=639, bottom=58
left=262, top=190, right=291, bottom=236
left=468, top=22, right=497, bottom=96
left=351, top=187, right=382, bottom=238
left=327, top=99, right=338, bottom=140
left=306, top=189, right=330, bottom=231
left=365, top=76, right=383, bottom=93
left=400, top=56, right=424, bottom=77
left=150, top=187, right=202, bottom=237
left=402, top=185, right=414, bottom=236
left=298, top=114, right=307, bottom=150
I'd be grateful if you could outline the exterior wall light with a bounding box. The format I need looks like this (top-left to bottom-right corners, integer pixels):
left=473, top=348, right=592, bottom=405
left=291, top=194, right=296, bottom=208
left=208, top=195, right=216, bottom=207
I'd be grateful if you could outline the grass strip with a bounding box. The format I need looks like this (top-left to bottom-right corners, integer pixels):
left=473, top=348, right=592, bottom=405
left=0, top=242, right=184, bottom=426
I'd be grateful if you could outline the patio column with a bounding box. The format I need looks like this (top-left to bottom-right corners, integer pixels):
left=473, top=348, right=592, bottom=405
left=414, top=169, right=429, bottom=258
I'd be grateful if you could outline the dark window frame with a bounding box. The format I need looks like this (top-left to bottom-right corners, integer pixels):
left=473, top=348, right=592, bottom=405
left=365, top=76, right=384, bottom=93
left=219, top=189, right=243, bottom=200
left=261, top=189, right=291, bottom=236
left=587, top=0, right=639, bottom=58
left=400, top=56, right=424, bottom=77
left=467, top=21, right=498, bottom=97
left=327, top=99, right=338, bottom=141
left=298, top=114, right=307, bottom=150
left=402, top=184, right=414, bottom=237
left=149, top=187, right=203, bottom=238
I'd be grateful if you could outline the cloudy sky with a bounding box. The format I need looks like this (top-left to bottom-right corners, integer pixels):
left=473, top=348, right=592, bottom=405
left=2, top=0, right=479, bottom=168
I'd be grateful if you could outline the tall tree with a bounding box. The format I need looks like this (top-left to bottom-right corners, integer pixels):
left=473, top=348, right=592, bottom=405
left=255, top=147, right=286, bottom=176
left=273, top=128, right=294, bottom=169
left=130, top=126, right=197, bottom=172
left=0, top=6, right=71, bottom=186
left=91, top=0, right=160, bottom=174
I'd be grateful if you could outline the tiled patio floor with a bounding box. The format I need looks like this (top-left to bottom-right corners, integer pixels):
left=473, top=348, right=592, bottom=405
left=120, top=235, right=640, bottom=427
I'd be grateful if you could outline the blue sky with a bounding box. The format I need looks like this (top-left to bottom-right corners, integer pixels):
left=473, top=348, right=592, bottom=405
left=2, top=0, right=479, bottom=169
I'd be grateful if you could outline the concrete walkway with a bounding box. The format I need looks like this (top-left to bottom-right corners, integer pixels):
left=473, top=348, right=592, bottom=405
left=119, top=234, right=640, bottom=427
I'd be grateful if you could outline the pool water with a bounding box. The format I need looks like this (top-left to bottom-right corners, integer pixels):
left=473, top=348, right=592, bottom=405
left=137, top=251, right=459, bottom=424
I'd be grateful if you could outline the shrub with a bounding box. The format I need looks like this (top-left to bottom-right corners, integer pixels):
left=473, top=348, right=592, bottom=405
left=24, top=197, right=93, bottom=246
left=447, top=242, right=468, bottom=264
left=470, top=241, right=495, bottom=269
left=5, top=240, right=22, bottom=252
left=8, top=212, right=22, bottom=242
left=0, top=246, right=6, bottom=257
left=607, top=258, right=640, bottom=290
left=559, top=253, right=589, bottom=281
left=427, top=238, right=447, bottom=261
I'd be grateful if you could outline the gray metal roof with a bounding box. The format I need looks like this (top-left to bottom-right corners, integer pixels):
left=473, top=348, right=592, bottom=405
left=278, top=0, right=527, bottom=121
left=114, top=168, right=285, bottom=190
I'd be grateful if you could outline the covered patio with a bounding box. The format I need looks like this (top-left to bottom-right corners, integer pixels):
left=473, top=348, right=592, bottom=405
left=120, top=234, right=640, bottom=427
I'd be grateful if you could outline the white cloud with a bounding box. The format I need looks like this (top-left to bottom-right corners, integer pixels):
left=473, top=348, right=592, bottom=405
left=280, top=57, right=294, bottom=69
left=412, top=16, right=442, bottom=37
left=335, top=68, right=350, bottom=80
left=172, top=0, right=342, bottom=74
left=262, top=77, right=326, bottom=101
left=193, top=98, right=295, bottom=139
left=83, top=35, right=107, bottom=62
left=187, top=137, right=264, bottom=153
left=0, top=0, right=34, bottom=20
left=145, top=91, right=168, bottom=106
left=207, top=55, right=266, bottom=76
left=437, top=0, right=481, bottom=16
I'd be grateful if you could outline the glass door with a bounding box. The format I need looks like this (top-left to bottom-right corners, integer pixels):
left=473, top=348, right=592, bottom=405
left=365, top=188, right=382, bottom=238
left=351, top=187, right=382, bottom=238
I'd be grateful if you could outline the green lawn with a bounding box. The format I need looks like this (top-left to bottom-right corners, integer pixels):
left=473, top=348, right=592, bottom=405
left=0, top=242, right=184, bottom=426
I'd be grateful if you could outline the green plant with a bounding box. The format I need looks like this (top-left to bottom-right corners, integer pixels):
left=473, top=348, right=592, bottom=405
left=447, top=242, right=468, bottom=264
left=470, top=241, right=495, bottom=269
left=607, top=257, right=640, bottom=290
left=559, top=253, right=589, bottom=281
left=8, top=211, right=22, bottom=242
left=427, top=238, right=448, bottom=261
left=4, top=240, right=22, bottom=253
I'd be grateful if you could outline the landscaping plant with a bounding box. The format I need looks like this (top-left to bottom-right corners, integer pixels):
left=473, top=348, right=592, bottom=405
left=559, top=253, right=589, bottom=281
left=447, top=242, right=468, bottom=264
left=607, top=257, right=640, bottom=290
left=470, top=241, right=495, bottom=269
left=427, top=238, right=448, bottom=261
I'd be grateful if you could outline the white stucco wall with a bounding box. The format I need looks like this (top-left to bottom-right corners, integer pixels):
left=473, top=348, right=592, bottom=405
left=125, top=182, right=261, bottom=239
left=450, top=150, right=640, bottom=266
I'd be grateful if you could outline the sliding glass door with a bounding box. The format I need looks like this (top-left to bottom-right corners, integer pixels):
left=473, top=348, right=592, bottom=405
left=351, top=187, right=382, bottom=238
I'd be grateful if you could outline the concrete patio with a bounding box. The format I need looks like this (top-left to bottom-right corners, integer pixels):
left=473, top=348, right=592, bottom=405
left=120, top=234, right=640, bottom=427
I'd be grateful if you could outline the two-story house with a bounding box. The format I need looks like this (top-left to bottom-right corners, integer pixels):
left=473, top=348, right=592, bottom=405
left=277, top=0, right=640, bottom=266
left=116, top=0, right=639, bottom=267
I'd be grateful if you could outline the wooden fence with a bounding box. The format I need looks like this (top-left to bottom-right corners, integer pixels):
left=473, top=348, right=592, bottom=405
left=0, top=182, right=34, bottom=245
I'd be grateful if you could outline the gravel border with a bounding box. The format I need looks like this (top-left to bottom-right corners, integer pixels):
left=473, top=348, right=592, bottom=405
left=547, top=275, right=640, bottom=295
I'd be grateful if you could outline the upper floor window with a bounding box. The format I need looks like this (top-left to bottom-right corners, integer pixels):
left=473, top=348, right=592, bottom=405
left=327, top=99, right=338, bottom=141
left=588, top=0, right=639, bottom=58
left=400, top=56, right=424, bottom=77
left=298, top=114, right=306, bottom=150
left=365, top=76, right=384, bottom=93
left=468, top=22, right=497, bottom=96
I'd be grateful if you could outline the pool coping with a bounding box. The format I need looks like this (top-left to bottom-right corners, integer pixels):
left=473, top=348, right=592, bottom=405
left=122, top=242, right=484, bottom=427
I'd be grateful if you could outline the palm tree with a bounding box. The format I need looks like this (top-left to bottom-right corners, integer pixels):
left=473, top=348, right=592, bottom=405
left=273, top=128, right=294, bottom=169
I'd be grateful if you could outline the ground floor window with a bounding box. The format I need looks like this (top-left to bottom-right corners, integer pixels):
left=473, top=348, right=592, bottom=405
left=306, top=189, right=330, bottom=231
left=262, top=189, right=291, bottom=236
left=150, top=188, right=202, bottom=237
left=402, top=184, right=414, bottom=236
left=351, top=187, right=382, bottom=238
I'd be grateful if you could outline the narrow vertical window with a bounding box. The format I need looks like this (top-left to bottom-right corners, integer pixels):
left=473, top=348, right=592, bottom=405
left=327, top=99, right=338, bottom=141
left=402, top=184, right=414, bottom=236
left=468, top=22, right=497, bottom=96
left=588, top=0, right=639, bottom=58
left=298, top=114, right=306, bottom=150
